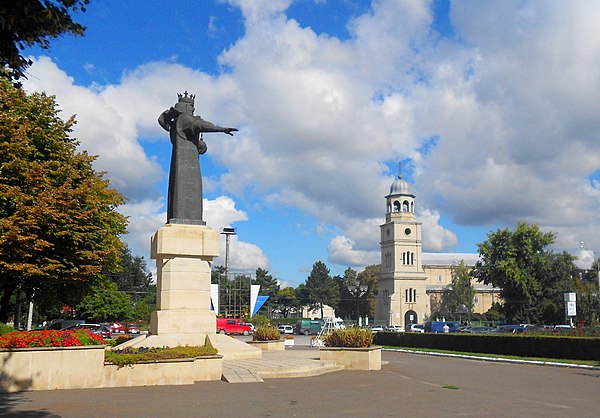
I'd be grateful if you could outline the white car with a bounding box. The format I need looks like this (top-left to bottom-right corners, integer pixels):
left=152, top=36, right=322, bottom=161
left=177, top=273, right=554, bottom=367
left=278, top=324, right=294, bottom=334
left=370, top=325, right=384, bottom=332
left=386, top=325, right=405, bottom=332
left=409, top=324, right=425, bottom=333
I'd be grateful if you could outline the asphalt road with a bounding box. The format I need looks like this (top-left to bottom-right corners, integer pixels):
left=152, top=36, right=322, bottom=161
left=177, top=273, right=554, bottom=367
left=2, top=350, right=598, bottom=417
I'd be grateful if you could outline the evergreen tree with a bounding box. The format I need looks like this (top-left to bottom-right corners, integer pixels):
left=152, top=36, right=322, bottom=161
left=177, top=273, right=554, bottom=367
left=304, top=261, right=339, bottom=318
left=0, top=0, right=89, bottom=81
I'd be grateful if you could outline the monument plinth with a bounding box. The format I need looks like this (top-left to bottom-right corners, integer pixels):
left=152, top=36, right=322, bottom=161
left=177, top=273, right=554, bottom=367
left=150, top=224, right=218, bottom=336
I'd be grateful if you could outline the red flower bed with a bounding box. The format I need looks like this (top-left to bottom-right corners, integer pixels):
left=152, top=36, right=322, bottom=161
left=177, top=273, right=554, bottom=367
left=0, top=330, right=104, bottom=349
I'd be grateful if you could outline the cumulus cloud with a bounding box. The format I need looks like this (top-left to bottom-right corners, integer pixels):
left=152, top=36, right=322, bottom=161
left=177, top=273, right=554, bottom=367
left=21, top=0, right=600, bottom=279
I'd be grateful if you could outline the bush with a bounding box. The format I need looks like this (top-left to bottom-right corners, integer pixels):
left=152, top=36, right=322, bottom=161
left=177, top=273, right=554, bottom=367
left=0, top=323, right=15, bottom=335
left=105, top=344, right=218, bottom=368
left=323, top=328, right=374, bottom=348
left=252, top=325, right=281, bottom=341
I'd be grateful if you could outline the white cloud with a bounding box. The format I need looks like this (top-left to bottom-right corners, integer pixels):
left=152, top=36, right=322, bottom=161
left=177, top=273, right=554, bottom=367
left=21, top=0, right=600, bottom=276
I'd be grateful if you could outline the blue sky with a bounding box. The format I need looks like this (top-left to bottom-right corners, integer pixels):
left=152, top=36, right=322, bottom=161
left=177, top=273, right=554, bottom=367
left=23, top=0, right=600, bottom=286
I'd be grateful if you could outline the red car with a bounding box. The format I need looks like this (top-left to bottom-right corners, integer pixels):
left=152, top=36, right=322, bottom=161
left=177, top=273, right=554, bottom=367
left=126, top=324, right=140, bottom=334
left=216, top=318, right=252, bottom=335
left=110, top=322, right=124, bottom=333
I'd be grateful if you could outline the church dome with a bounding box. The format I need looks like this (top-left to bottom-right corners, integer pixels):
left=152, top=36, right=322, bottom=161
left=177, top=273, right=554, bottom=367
left=389, top=175, right=411, bottom=195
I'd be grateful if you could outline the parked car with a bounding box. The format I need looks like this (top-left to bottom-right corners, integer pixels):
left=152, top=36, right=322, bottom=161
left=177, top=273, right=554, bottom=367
left=385, top=325, right=405, bottom=332
left=126, top=323, right=140, bottom=334
left=246, top=323, right=256, bottom=332
left=370, top=325, right=384, bottom=332
left=44, top=319, right=85, bottom=330
left=216, top=318, right=252, bottom=335
left=278, top=324, right=294, bottom=334
left=468, top=326, right=495, bottom=333
left=294, top=319, right=323, bottom=335
left=425, top=321, right=461, bottom=333
left=408, top=324, right=425, bottom=333
left=66, top=323, right=111, bottom=339
left=110, top=322, right=124, bottom=334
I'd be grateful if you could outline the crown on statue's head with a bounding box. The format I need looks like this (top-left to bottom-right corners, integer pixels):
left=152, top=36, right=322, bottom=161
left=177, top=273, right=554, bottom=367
left=177, top=91, right=195, bottom=104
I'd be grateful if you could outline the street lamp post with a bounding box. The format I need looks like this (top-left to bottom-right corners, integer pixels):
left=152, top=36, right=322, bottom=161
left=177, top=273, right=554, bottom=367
left=348, top=281, right=368, bottom=325
left=580, top=241, right=600, bottom=300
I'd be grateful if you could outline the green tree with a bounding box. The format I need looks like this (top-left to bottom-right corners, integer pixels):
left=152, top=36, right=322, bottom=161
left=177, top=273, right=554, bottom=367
left=449, top=260, right=475, bottom=322
left=275, top=286, right=300, bottom=318
left=253, top=267, right=280, bottom=297
left=475, top=223, right=577, bottom=323
left=304, top=261, right=339, bottom=318
left=77, top=280, right=132, bottom=322
left=335, top=267, right=358, bottom=319
left=357, top=264, right=380, bottom=319
left=0, top=79, right=127, bottom=323
left=0, top=0, right=89, bottom=81
left=107, top=245, right=153, bottom=303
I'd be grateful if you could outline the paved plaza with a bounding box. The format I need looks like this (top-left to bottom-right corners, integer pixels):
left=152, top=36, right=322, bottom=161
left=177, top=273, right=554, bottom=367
left=2, top=348, right=599, bottom=417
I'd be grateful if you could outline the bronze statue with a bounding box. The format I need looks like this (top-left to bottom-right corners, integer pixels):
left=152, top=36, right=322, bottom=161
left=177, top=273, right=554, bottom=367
left=158, top=92, right=237, bottom=224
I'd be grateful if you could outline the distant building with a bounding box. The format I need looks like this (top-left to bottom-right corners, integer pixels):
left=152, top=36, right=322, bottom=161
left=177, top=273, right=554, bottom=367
left=374, top=167, right=499, bottom=326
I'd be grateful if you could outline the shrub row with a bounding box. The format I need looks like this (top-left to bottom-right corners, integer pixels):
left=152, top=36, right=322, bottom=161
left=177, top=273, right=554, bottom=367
left=374, top=332, right=600, bottom=361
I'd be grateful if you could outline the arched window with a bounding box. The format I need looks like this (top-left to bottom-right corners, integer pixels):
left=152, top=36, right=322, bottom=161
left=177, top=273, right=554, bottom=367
left=402, top=200, right=409, bottom=212
left=393, top=201, right=401, bottom=212
left=410, top=202, right=414, bottom=213
left=413, top=289, right=417, bottom=301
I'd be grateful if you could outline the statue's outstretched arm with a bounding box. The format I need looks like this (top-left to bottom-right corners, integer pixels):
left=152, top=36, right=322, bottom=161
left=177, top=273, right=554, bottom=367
left=197, top=117, right=238, bottom=136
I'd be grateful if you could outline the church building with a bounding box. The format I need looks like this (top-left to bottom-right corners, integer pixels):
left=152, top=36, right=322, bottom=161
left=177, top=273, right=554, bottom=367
left=374, top=168, right=499, bottom=327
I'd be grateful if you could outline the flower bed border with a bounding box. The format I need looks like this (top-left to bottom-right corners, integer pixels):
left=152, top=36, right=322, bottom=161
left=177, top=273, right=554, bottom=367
left=319, top=346, right=382, bottom=370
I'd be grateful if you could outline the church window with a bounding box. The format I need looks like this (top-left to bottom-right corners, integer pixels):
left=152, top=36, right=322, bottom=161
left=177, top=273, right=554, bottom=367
left=402, top=200, right=409, bottom=212
left=438, top=274, right=443, bottom=283
left=393, top=201, right=401, bottom=212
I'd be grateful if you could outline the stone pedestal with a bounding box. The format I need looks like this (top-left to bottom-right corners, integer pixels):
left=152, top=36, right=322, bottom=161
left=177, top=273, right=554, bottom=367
left=127, top=224, right=261, bottom=359
left=149, top=223, right=218, bottom=336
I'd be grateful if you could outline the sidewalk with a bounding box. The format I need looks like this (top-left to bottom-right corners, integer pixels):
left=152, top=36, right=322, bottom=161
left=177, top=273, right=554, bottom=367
left=222, top=347, right=344, bottom=382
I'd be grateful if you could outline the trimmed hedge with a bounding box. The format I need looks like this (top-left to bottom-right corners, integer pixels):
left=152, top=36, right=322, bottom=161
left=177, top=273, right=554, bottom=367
left=374, top=332, right=600, bottom=361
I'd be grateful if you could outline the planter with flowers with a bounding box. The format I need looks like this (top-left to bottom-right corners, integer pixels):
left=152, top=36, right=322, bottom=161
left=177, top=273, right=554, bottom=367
left=319, top=328, right=381, bottom=370
left=283, top=335, right=295, bottom=346
left=246, top=325, right=285, bottom=351
left=0, top=330, right=106, bottom=392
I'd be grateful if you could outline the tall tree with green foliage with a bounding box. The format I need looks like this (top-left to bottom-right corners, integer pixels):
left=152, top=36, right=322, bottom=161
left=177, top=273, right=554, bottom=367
left=0, top=79, right=127, bottom=323
left=357, top=264, right=380, bottom=319
left=0, top=0, right=90, bottom=81
left=77, top=280, right=132, bottom=322
left=304, top=261, right=339, bottom=318
left=448, top=260, right=475, bottom=322
left=475, top=223, right=577, bottom=323
left=107, top=245, right=153, bottom=303
left=275, top=286, right=301, bottom=318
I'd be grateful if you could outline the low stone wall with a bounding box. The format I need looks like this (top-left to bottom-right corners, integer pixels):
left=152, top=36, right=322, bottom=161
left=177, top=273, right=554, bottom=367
left=246, top=340, right=285, bottom=351
left=320, top=346, right=382, bottom=370
left=103, top=356, right=222, bottom=387
left=0, top=346, right=223, bottom=392
left=0, top=345, right=105, bottom=392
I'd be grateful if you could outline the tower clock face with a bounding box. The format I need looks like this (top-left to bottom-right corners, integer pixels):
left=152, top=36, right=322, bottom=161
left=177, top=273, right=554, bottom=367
left=405, top=228, right=411, bottom=235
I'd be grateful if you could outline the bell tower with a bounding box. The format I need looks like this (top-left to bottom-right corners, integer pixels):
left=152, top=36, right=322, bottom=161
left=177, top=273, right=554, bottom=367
left=375, top=165, right=428, bottom=327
